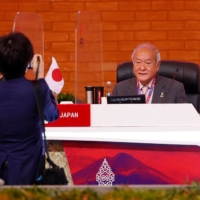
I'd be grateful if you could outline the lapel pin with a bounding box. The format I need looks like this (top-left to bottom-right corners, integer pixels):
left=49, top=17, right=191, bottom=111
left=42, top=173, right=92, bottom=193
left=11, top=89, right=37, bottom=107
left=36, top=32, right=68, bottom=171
left=160, top=92, right=164, bottom=98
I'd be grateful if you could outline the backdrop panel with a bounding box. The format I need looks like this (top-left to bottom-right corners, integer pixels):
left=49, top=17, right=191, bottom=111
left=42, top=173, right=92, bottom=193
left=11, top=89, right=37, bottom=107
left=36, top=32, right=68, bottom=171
left=63, top=141, right=200, bottom=185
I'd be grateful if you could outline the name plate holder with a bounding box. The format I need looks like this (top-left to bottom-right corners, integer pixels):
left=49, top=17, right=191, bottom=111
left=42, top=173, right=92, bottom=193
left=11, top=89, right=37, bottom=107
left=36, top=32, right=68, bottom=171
left=45, top=104, right=90, bottom=127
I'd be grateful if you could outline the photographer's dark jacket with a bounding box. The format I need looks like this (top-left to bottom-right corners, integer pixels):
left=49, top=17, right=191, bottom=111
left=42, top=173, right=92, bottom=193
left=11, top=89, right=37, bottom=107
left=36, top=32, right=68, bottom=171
left=0, top=78, right=59, bottom=185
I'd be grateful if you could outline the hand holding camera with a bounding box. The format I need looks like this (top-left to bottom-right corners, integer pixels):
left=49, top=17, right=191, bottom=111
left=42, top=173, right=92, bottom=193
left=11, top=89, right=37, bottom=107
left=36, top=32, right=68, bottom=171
left=32, top=54, right=44, bottom=80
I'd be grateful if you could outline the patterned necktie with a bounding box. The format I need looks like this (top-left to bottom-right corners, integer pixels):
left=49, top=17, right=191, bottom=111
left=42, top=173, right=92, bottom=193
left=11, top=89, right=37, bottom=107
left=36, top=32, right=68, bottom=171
left=142, top=86, right=149, bottom=97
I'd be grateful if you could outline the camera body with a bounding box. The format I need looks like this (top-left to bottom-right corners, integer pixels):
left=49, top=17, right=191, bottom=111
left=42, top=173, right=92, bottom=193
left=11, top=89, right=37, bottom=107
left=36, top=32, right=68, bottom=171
left=27, top=56, right=40, bottom=70
left=27, top=60, right=34, bottom=69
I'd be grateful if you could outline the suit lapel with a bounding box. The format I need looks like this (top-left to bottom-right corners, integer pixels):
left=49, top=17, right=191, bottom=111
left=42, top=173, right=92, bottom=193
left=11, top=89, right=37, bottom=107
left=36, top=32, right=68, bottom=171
left=127, top=78, right=138, bottom=95
left=152, top=75, right=168, bottom=103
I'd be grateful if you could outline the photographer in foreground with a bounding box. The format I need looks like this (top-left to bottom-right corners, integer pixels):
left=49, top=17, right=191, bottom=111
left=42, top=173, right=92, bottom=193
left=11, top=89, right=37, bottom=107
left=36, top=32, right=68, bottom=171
left=0, top=32, right=59, bottom=185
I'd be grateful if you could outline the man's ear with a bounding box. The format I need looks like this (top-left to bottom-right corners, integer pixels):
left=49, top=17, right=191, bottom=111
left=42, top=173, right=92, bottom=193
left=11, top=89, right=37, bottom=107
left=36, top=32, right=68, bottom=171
left=156, top=61, right=161, bottom=71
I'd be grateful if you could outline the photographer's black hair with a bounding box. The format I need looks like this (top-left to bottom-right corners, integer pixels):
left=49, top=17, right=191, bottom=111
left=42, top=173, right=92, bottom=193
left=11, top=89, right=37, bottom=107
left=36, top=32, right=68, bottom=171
left=0, top=32, right=34, bottom=80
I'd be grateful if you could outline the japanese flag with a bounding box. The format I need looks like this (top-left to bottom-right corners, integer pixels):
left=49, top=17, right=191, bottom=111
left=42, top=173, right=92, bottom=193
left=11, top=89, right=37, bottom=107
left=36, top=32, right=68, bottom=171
left=45, top=56, right=64, bottom=94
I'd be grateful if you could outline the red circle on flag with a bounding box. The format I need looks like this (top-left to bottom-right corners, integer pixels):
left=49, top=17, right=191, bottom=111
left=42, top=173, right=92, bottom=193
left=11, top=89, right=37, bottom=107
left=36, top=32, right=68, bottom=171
left=52, top=68, right=62, bottom=82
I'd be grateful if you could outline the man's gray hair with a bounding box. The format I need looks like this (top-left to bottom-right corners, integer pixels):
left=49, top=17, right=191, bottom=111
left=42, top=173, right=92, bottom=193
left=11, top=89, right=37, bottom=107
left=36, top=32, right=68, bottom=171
left=131, top=43, right=161, bottom=65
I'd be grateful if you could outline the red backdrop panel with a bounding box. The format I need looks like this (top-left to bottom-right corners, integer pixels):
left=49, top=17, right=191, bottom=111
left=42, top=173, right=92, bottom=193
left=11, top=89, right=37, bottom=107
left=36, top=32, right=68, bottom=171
left=63, top=141, right=200, bottom=185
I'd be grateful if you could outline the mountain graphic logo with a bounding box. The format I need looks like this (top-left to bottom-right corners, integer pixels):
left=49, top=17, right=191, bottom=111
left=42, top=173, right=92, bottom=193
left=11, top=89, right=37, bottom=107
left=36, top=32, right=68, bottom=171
left=72, top=153, right=175, bottom=185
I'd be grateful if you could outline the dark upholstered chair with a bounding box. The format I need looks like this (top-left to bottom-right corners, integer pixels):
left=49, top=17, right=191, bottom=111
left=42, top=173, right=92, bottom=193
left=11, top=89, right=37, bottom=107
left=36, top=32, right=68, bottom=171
left=117, top=60, right=200, bottom=113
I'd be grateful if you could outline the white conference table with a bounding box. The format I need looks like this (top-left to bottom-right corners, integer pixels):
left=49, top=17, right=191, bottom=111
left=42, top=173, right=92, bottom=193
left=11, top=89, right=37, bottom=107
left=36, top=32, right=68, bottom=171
left=46, top=104, right=200, bottom=146
left=46, top=126, right=200, bottom=146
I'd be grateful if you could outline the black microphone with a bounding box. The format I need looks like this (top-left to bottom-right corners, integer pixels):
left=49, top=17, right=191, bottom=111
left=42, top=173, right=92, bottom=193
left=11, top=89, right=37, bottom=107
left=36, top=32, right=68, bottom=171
left=162, top=68, right=179, bottom=103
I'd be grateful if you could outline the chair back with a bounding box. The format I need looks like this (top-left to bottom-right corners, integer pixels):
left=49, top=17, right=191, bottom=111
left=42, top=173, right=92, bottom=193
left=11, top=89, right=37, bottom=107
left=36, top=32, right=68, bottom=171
left=117, top=60, right=200, bottom=112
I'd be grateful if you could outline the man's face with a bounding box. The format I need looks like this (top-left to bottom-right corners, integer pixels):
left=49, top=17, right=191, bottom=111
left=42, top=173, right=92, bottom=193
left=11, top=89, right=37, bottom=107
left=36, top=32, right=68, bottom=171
left=133, top=46, right=160, bottom=86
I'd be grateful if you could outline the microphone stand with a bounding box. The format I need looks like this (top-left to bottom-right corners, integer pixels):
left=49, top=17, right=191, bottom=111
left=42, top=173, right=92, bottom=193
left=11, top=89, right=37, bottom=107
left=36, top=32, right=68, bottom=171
left=162, top=68, right=179, bottom=103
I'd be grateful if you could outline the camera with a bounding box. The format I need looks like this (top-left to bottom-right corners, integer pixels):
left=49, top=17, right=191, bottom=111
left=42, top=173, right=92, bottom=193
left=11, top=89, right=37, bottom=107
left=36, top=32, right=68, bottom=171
left=27, top=60, right=34, bottom=69
left=27, top=56, right=40, bottom=70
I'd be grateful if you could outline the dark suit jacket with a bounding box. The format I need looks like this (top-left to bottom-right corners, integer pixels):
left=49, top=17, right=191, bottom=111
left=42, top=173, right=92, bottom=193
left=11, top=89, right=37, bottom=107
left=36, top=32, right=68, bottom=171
left=112, top=75, right=188, bottom=103
left=0, top=78, right=59, bottom=185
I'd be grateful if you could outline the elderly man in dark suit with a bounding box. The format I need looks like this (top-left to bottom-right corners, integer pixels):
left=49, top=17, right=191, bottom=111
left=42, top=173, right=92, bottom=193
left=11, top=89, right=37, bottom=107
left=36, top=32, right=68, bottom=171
left=112, top=43, right=188, bottom=104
